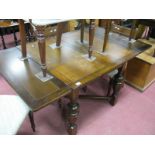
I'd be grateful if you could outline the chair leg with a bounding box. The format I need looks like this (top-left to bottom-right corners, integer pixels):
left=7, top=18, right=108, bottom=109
left=58, top=98, right=63, bottom=109
left=28, top=111, right=35, bottom=132
left=13, top=31, right=18, bottom=46
left=1, top=34, right=6, bottom=49
left=107, top=78, right=113, bottom=96
left=82, top=86, right=87, bottom=93
left=80, top=19, right=85, bottom=43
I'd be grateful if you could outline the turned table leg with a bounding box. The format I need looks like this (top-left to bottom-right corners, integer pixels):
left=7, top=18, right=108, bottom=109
left=1, top=33, right=6, bottom=49
left=28, top=111, right=35, bottom=132
left=129, top=19, right=137, bottom=41
left=56, top=22, right=65, bottom=47
left=88, top=19, right=95, bottom=58
left=67, top=89, right=80, bottom=135
left=13, top=29, right=18, bottom=46
left=18, top=19, right=27, bottom=58
left=29, top=19, right=36, bottom=41
left=80, top=19, right=85, bottom=43
left=109, top=63, right=127, bottom=106
left=36, top=26, right=47, bottom=77
left=102, top=19, right=112, bottom=52
left=106, top=77, right=113, bottom=96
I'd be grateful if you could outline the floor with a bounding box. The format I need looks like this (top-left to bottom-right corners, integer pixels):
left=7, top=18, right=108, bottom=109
left=1, top=33, right=155, bottom=135
left=0, top=74, right=155, bottom=135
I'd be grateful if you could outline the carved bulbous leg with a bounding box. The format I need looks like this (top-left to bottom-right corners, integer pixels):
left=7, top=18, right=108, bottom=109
left=67, top=90, right=79, bottom=135
left=109, top=63, right=127, bottom=106
left=109, top=74, right=124, bottom=106
left=67, top=102, right=79, bottom=135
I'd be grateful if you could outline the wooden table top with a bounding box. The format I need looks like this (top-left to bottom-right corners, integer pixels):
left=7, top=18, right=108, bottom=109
left=0, top=48, right=70, bottom=111
left=24, top=19, right=70, bottom=26
left=0, top=20, right=19, bottom=28
left=21, top=27, right=152, bottom=89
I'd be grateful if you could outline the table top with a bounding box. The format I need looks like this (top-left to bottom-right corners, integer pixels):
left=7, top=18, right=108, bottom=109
left=22, top=27, right=152, bottom=89
left=0, top=20, right=20, bottom=28
left=24, top=19, right=70, bottom=26
left=0, top=27, right=151, bottom=112
left=0, top=20, right=16, bottom=28
left=0, top=48, right=71, bottom=111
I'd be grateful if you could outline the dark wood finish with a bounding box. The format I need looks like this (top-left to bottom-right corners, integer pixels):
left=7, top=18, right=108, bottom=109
left=109, top=63, right=127, bottom=106
left=80, top=19, right=85, bottom=43
left=0, top=48, right=70, bottom=112
left=107, top=78, right=113, bottom=96
left=19, top=20, right=70, bottom=77
left=99, top=19, right=122, bottom=27
left=76, top=19, right=97, bottom=57
left=129, top=19, right=155, bottom=40
left=28, top=111, right=35, bottom=132
left=24, top=28, right=151, bottom=106
left=25, top=28, right=151, bottom=87
left=0, top=20, right=31, bottom=49
left=13, top=30, right=18, bottom=46
left=79, top=63, right=127, bottom=105
left=28, top=19, right=36, bottom=41
left=111, top=24, right=131, bottom=37
left=35, top=25, right=47, bottom=77
left=0, top=21, right=10, bottom=49
left=56, top=22, right=65, bottom=47
left=18, top=19, right=27, bottom=58
left=88, top=19, right=95, bottom=58
left=1, top=34, right=6, bottom=49
left=129, top=20, right=137, bottom=41
left=1, top=26, right=151, bottom=135
left=18, top=19, right=97, bottom=76
left=82, top=86, right=87, bottom=92
left=79, top=95, right=110, bottom=100
left=125, top=39, right=155, bottom=91
left=98, top=19, right=127, bottom=52
left=67, top=89, right=79, bottom=135
left=102, top=19, right=112, bottom=52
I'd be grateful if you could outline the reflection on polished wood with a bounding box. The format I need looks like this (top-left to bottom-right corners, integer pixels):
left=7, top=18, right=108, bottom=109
left=0, top=26, right=151, bottom=134
left=16, top=27, right=151, bottom=134
left=19, top=19, right=70, bottom=78
left=23, top=27, right=151, bottom=89
left=19, top=19, right=98, bottom=78
left=0, top=48, right=70, bottom=112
